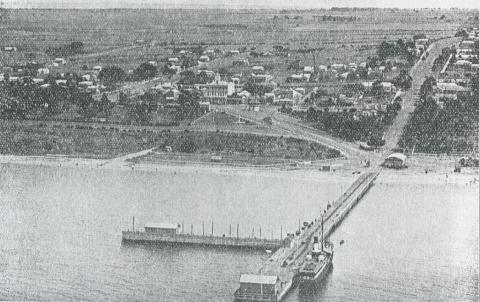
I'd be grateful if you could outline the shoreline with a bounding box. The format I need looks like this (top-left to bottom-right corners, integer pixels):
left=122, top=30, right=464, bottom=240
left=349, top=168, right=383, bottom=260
left=0, top=153, right=477, bottom=185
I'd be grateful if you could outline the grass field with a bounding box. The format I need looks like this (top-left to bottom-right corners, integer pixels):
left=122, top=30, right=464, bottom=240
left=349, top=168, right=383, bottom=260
left=0, top=120, right=340, bottom=160
left=1, top=8, right=474, bottom=72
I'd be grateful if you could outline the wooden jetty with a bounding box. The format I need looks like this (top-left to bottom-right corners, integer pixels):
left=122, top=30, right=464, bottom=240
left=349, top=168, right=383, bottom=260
left=234, top=170, right=379, bottom=302
left=122, top=222, right=285, bottom=250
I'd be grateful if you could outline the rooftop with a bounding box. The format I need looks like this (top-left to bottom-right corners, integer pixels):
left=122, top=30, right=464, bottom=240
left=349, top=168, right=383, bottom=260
left=240, top=274, right=278, bottom=285
left=386, top=153, right=407, bottom=161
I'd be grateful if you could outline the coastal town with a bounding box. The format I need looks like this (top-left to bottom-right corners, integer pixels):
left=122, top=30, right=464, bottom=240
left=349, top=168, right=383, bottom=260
left=0, top=5, right=478, bottom=302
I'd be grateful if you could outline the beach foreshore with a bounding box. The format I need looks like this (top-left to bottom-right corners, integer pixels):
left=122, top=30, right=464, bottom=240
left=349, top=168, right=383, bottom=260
left=0, top=153, right=477, bottom=185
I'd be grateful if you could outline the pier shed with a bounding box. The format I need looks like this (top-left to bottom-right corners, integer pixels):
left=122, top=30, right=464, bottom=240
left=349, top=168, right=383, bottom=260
left=383, top=153, right=407, bottom=169
left=235, top=274, right=280, bottom=301
left=144, top=222, right=179, bottom=236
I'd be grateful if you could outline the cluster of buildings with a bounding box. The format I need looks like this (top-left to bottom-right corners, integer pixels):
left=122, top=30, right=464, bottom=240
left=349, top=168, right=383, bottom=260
left=0, top=56, right=106, bottom=94
left=433, top=27, right=479, bottom=107
left=287, top=58, right=407, bottom=83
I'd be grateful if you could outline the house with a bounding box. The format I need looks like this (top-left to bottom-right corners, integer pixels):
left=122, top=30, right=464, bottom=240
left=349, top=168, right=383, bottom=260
left=318, top=65, right=328, bottom=72
left=381, top=82, right=395, bottom=93
left=348, top=63, right=358, bottom=70
left=201, top=73, right=235, bottom=104
left=233, top=58, right=249, bottom=66
left=37, top=68, right=50, bottom=76
left=203, top=49, right=215, bottom=56
left=199, top=101, right=211, bottom=112
left=287, top=74, right=305, bottom=82
left=303, top=66, right=314, bottom=74
left=199, top=55, right=210, bottom=63
left=165, top=89, right=180, bottom=102
left=383, top=153, right=407, bottom=169
left=3, top=46, right=17, bottom=52
left=168, top=57, right=180, bottom=64
left=251, top=73, right=273, bottom=84
left=330, top=63, right=346, bottom=70
left=252, top=66, right=265, bottom=74
left=93, top=65, right=102, bottom=72
left=55, top=79, right=68, bottom=86
left=415, top=38, right=429, bottom=46
left=81, top=74, right=91, bottom=81
left=168, top=65, right=182, bottom=74
left=54, top=58, right=66, bottom=65
left=434, top=82, right=469, bottom=100
left=144, top=222, right=179, bottom=236
left=274, top=88, right=303, bottom=105
left=79, top=81, right=94, bottom=87
left=148, top=61, right=158, bottom=67
left=228, top=50, right=240, bottom=56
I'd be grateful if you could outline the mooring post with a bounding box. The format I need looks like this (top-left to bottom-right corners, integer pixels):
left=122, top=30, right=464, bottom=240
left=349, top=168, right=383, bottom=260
left=191, top=224, right=193, bottom=235
left=237, top=224, right=239, bottom=239
left=252, top=227, right=254, bottom=238
left=182, top=221, right=184, bottom=234
left=202, top=222, right=205, bottom=236
left=260, top=227, right=262, bottom=239
left=280, top=225, right=283, bottom=240
left=211, top=221, right=213, bottom=236
left=132, top=216, right=135, bottom=232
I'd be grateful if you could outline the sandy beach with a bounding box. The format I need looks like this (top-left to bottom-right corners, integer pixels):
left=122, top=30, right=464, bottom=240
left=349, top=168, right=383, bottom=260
left=0, top=153, right=477, bottom=185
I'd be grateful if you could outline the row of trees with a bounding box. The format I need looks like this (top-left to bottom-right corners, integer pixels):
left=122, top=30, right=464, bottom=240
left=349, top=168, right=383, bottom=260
left=46, top=42, right=84, bottom=57
left=0, top=80, right=113, bottom=120
left=281, top=100, right=401, bottom=145
left=399, top=74, right=479, bottom=153
left=376, top=38, right=417, bottom=63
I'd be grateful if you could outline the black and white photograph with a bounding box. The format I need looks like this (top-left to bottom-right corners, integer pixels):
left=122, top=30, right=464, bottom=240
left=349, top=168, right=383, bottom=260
left=0, top=0, right=478, bottom=301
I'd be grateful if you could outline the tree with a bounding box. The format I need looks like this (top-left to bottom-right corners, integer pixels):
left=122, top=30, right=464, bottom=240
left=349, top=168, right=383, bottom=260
left=179, top=136, right=198, bottom=153
left=127, top=102, right=150, bottom=124
left=98, top=66, right=126, bottom=84
left=393, top=70, right=413, bottom=90
left=244, top=80, right=274, bottom=96
left=99, top=93, right=113, bottom=117
left=371, top=80, right=383, bottom=96
left=133, top=63, right=158, bottom=80
left=377, top=41, right=395, bottom=59
left=181, top=56, right=197, bottom=69
left=177, top=89, right=202, bottom=120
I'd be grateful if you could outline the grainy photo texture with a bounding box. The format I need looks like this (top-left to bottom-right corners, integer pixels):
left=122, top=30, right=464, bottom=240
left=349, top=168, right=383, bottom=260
left=0, top=1, right=478, bottom=301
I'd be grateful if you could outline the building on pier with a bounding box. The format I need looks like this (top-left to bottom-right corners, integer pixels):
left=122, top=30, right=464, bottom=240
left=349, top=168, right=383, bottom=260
left=235, top=274, right=281, bottom=302
left=383, top=153, right=407, bottom=169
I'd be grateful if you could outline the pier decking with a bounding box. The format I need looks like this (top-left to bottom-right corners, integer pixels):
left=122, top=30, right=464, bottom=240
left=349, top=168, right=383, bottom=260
left=122, top=231, right=285, bottom=250
left=235, top=170, right=379, bottom=302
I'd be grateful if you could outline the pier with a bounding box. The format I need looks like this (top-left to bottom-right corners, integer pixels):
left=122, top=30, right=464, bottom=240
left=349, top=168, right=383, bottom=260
left=122, top=231, right=285, bottom=250
left=235, top=170, right=380, bottom=302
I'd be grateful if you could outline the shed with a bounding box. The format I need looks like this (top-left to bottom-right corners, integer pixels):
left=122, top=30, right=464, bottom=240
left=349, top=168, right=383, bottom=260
left=238, top=274, right=279, bottom=296
left=383, top=153, right=407, bottom=169
left=144, top=222, right=179, bottom=236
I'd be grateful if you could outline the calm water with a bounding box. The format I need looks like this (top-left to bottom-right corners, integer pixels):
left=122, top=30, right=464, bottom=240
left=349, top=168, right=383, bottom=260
left=0, top=164, right=478, bottom=301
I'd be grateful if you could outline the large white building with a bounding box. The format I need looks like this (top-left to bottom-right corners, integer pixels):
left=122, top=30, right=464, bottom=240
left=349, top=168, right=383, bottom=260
left=201, top=74, right=235, bottom=104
